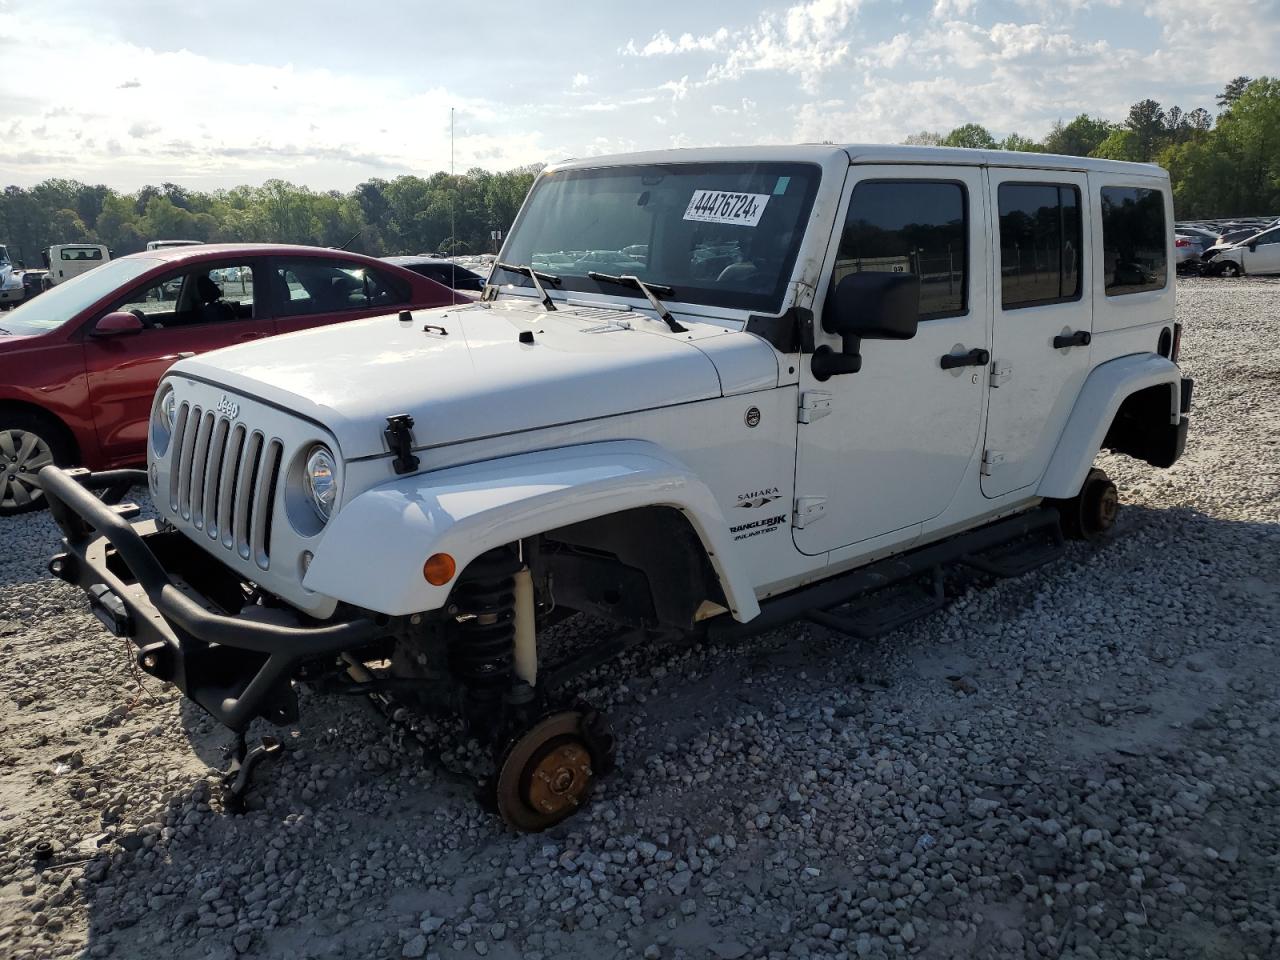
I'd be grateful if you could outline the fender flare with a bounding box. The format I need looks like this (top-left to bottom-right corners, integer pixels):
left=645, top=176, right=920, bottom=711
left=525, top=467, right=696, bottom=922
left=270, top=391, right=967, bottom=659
left=303, top=440, right=761, bottom=622
left=1038, top=353, right=1182, bottom=499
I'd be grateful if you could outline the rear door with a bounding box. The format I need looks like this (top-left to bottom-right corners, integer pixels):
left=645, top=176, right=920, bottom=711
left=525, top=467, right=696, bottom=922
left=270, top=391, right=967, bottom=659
left=981, top=170, right=1092, bottom=498
left=270, top=257, right=414, bottom=335
left=82, top=259, right=272, bottom=465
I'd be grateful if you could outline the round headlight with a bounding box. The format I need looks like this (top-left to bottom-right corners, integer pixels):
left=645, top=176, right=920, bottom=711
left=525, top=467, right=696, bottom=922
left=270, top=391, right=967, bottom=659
left=151, top=388, right=176, bottom=456
left=304, top=445, right=339, bottom=522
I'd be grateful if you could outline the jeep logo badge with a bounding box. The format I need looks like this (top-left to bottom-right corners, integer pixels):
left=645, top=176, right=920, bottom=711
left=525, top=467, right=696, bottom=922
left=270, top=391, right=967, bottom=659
left=215, top=395, right=240, bottom=420
left=744, top=406, right=761, bottom=428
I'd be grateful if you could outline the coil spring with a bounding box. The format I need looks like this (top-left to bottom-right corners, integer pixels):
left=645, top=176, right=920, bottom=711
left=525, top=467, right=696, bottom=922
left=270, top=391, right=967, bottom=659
left=448, top=549, right=522, bottom=692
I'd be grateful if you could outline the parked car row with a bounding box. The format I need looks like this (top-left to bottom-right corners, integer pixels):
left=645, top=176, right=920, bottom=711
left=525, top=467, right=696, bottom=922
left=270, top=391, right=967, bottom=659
left=1174, top=215, right=1280, bottom=276
left=0, top=244, right=468, bottom=514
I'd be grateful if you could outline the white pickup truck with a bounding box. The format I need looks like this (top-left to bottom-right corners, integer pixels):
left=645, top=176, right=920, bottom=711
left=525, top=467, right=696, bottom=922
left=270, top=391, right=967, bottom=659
left=42, top=145, right=1191, bottom=829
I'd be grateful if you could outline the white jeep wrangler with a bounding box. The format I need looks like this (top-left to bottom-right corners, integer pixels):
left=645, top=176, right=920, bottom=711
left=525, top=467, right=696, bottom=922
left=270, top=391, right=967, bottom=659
left=43, top=145, right=1192, bottom=829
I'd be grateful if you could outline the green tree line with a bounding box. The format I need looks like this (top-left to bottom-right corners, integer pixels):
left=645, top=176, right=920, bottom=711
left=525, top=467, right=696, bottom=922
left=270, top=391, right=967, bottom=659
left=0, top=165, right=542, bottom=267
left=3, top=77, right=1277, bottom=264
left=907, top=76, right=1279, bottom=219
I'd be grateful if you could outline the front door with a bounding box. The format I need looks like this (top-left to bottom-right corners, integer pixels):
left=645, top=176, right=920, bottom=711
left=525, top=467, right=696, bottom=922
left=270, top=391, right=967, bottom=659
left=793, top=167, right=990, bottom=555
left=981, top=170, right=1093, bottom=498
left=82, top=260, right=273, bottom=465
left=1242, top=227, right=1280, bottom=274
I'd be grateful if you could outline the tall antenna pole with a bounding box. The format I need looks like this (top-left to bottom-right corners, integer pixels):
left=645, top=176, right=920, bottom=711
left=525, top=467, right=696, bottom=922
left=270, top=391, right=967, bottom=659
left=449, top=107, right=456, bottom=261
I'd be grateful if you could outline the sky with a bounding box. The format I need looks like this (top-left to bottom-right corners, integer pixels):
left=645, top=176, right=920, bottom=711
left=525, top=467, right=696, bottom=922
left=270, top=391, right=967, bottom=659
left=1, top=0, right=1277, bottom=192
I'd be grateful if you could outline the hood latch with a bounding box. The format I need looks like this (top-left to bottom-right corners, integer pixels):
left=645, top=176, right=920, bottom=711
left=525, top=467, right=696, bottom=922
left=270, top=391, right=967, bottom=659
left=384, top=414, right=420, bottom=475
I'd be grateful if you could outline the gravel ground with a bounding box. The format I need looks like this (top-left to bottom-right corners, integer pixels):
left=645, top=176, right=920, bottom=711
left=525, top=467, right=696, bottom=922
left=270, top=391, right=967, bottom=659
left=2, top=277, right=1279, bottom=960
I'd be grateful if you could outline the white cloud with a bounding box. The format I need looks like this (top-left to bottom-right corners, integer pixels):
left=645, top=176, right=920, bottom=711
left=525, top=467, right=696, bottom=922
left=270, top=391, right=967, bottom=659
left=621, top=27, right=729, bottom=57
left=932, top=0, right=977, bottom=17
left=623, top=0, right=863, bottom=94
left=705, top=0, right=865, bottom=93
left=658, top=77, right=692, bottom=102
left=0, top=10, right=543, bottom=188
left=571, top=72, right=590, bottom=89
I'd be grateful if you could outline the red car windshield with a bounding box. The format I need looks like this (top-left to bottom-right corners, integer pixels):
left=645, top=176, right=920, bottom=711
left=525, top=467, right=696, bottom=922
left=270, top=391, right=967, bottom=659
left=1, top=258, right=159, bottom=335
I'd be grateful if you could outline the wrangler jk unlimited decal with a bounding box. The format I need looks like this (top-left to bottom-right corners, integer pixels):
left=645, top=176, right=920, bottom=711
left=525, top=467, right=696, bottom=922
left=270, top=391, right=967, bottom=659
left=730, top=512, right=788, bottom=540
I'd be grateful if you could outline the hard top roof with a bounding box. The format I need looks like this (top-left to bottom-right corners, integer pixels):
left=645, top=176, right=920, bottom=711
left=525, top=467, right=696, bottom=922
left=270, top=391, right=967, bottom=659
left=550, top=143, right=1166, bottom=178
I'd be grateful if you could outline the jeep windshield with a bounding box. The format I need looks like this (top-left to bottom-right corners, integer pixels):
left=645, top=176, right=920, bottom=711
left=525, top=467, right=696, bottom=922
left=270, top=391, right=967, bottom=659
left=494, top=161, right=821, bottom=315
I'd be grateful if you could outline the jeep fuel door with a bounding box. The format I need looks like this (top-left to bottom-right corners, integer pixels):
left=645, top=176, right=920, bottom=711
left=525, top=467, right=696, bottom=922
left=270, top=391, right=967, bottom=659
left=982, top=169, right=1093, bottom=498
left=793, top=166, right=991, bottom=555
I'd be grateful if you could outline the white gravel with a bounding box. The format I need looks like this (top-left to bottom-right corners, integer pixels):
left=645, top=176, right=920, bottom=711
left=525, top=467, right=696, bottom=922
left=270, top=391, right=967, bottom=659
left=2, top=277, right=1279, bottom=960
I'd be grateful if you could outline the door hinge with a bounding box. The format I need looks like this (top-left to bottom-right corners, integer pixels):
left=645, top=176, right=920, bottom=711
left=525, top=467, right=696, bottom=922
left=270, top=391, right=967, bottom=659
left=793, top=496, right=827, bottom=528
left=798, top=391, right=832, bottom=424
left=981, top=450, right=1006, bottom=476
left=989, top=361, right=1013, bottom=388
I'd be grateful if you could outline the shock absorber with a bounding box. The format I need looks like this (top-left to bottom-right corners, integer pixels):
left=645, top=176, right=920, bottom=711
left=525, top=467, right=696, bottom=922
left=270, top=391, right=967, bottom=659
left=447, top=548, right=522, bottom=738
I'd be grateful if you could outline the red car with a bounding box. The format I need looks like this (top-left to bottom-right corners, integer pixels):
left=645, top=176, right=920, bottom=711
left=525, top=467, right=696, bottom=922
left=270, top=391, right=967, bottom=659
left=0, top=244, right=467, bottom=515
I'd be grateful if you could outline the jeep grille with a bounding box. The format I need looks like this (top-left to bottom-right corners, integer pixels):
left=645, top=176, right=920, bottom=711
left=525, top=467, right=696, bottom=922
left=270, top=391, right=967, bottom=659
left=168, top=401, right=283, bottom=570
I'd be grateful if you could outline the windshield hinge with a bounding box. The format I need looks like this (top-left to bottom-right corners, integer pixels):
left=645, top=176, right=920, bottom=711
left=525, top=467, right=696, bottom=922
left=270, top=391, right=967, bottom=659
left=798, top=391, right=832, bottom=424
left=793, top=496, right=827, bottom=529
left=384, top=414, right=420, bottom=475
left=744, top=306, right=813, bottom=354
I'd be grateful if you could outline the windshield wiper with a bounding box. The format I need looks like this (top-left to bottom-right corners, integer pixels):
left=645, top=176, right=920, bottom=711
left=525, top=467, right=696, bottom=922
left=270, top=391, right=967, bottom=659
left=587, top=272, right=687, bottom=333
left=494, top=262, right=561, bottom=311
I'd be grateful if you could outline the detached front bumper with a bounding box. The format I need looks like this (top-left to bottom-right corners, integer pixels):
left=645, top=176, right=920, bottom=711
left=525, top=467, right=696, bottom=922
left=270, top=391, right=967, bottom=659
left=40, top=466, right=383, bottom=731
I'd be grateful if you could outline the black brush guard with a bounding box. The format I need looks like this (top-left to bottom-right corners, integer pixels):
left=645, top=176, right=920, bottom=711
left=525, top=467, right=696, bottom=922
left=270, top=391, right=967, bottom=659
left=39, top=466, right=382, bottom=731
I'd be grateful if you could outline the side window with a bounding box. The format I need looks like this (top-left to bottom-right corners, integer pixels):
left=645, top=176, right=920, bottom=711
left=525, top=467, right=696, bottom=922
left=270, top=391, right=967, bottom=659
left=109, top=263, right=256, bottom=328
left=1255, top=229, right=1279, bottom=246
left=274, top=260, right=409, bottom=317
left=1100, top=186, right=1168, bottom=295
left=834, top=180, right=968, bottom=320
left=998, top=183, right=1082, bottom=309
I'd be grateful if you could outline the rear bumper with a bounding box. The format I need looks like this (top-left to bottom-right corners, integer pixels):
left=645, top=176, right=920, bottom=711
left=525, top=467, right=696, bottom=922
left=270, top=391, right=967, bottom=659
left=40, top=466, right=383, bottom=731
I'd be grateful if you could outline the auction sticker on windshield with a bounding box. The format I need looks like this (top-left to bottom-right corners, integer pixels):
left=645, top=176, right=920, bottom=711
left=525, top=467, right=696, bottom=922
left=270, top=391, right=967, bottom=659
left=683, top=190, right=771, bottom=227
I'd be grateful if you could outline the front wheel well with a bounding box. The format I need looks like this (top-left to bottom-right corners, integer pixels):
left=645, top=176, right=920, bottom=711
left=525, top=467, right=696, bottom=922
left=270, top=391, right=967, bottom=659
left=0, top=400, right=80, bottom=463
left=531, top=506, right=728, bottom=632
left=1101, top=382, right=1181, bottom=468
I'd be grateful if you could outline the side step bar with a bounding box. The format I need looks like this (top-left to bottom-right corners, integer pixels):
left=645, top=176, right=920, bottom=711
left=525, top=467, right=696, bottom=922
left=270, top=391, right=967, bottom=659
left=708, top=507, right=1065, bottom=644
left=807, top=569, right=945, bottom=640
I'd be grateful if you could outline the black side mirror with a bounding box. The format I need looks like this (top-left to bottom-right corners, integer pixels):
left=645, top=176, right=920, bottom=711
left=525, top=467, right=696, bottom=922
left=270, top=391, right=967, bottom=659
left=812, top=272, right=921, bottom=381
left=1247, top=242, right=1257, bottom=252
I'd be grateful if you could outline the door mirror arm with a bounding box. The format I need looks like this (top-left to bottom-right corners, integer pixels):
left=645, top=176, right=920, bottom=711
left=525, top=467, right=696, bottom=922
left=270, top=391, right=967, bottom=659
left=811, top=337, right=863, bottom=381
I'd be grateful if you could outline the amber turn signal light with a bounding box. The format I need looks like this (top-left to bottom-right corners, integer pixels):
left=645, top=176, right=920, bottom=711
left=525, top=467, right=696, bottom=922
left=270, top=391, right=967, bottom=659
left=423, top=553, right=456, bottom=585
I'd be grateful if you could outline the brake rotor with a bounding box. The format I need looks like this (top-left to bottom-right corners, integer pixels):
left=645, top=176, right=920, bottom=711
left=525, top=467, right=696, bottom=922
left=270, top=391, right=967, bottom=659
left=496, top=711, right=600, bottom=832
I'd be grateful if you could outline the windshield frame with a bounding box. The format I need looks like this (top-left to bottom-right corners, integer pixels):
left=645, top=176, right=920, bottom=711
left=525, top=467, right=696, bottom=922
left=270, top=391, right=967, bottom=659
left=492, top=160, right=823, bottom=316
left=0, top=256, right=161, bottom=337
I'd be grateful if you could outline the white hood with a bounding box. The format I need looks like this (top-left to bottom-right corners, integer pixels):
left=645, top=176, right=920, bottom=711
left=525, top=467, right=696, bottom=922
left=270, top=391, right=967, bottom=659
left=170, top=299, right=779, bottom=460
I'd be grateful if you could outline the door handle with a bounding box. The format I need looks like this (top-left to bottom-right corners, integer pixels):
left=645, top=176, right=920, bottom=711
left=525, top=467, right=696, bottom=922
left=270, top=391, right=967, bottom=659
left=940, top=348, right=990, bottom=370
left=1053, top=330, right=1091, bottom=349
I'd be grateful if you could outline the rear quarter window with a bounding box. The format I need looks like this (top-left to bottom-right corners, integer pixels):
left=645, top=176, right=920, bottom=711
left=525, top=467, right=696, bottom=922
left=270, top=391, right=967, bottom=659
left=1101, top=187, right=1168, bottom=296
